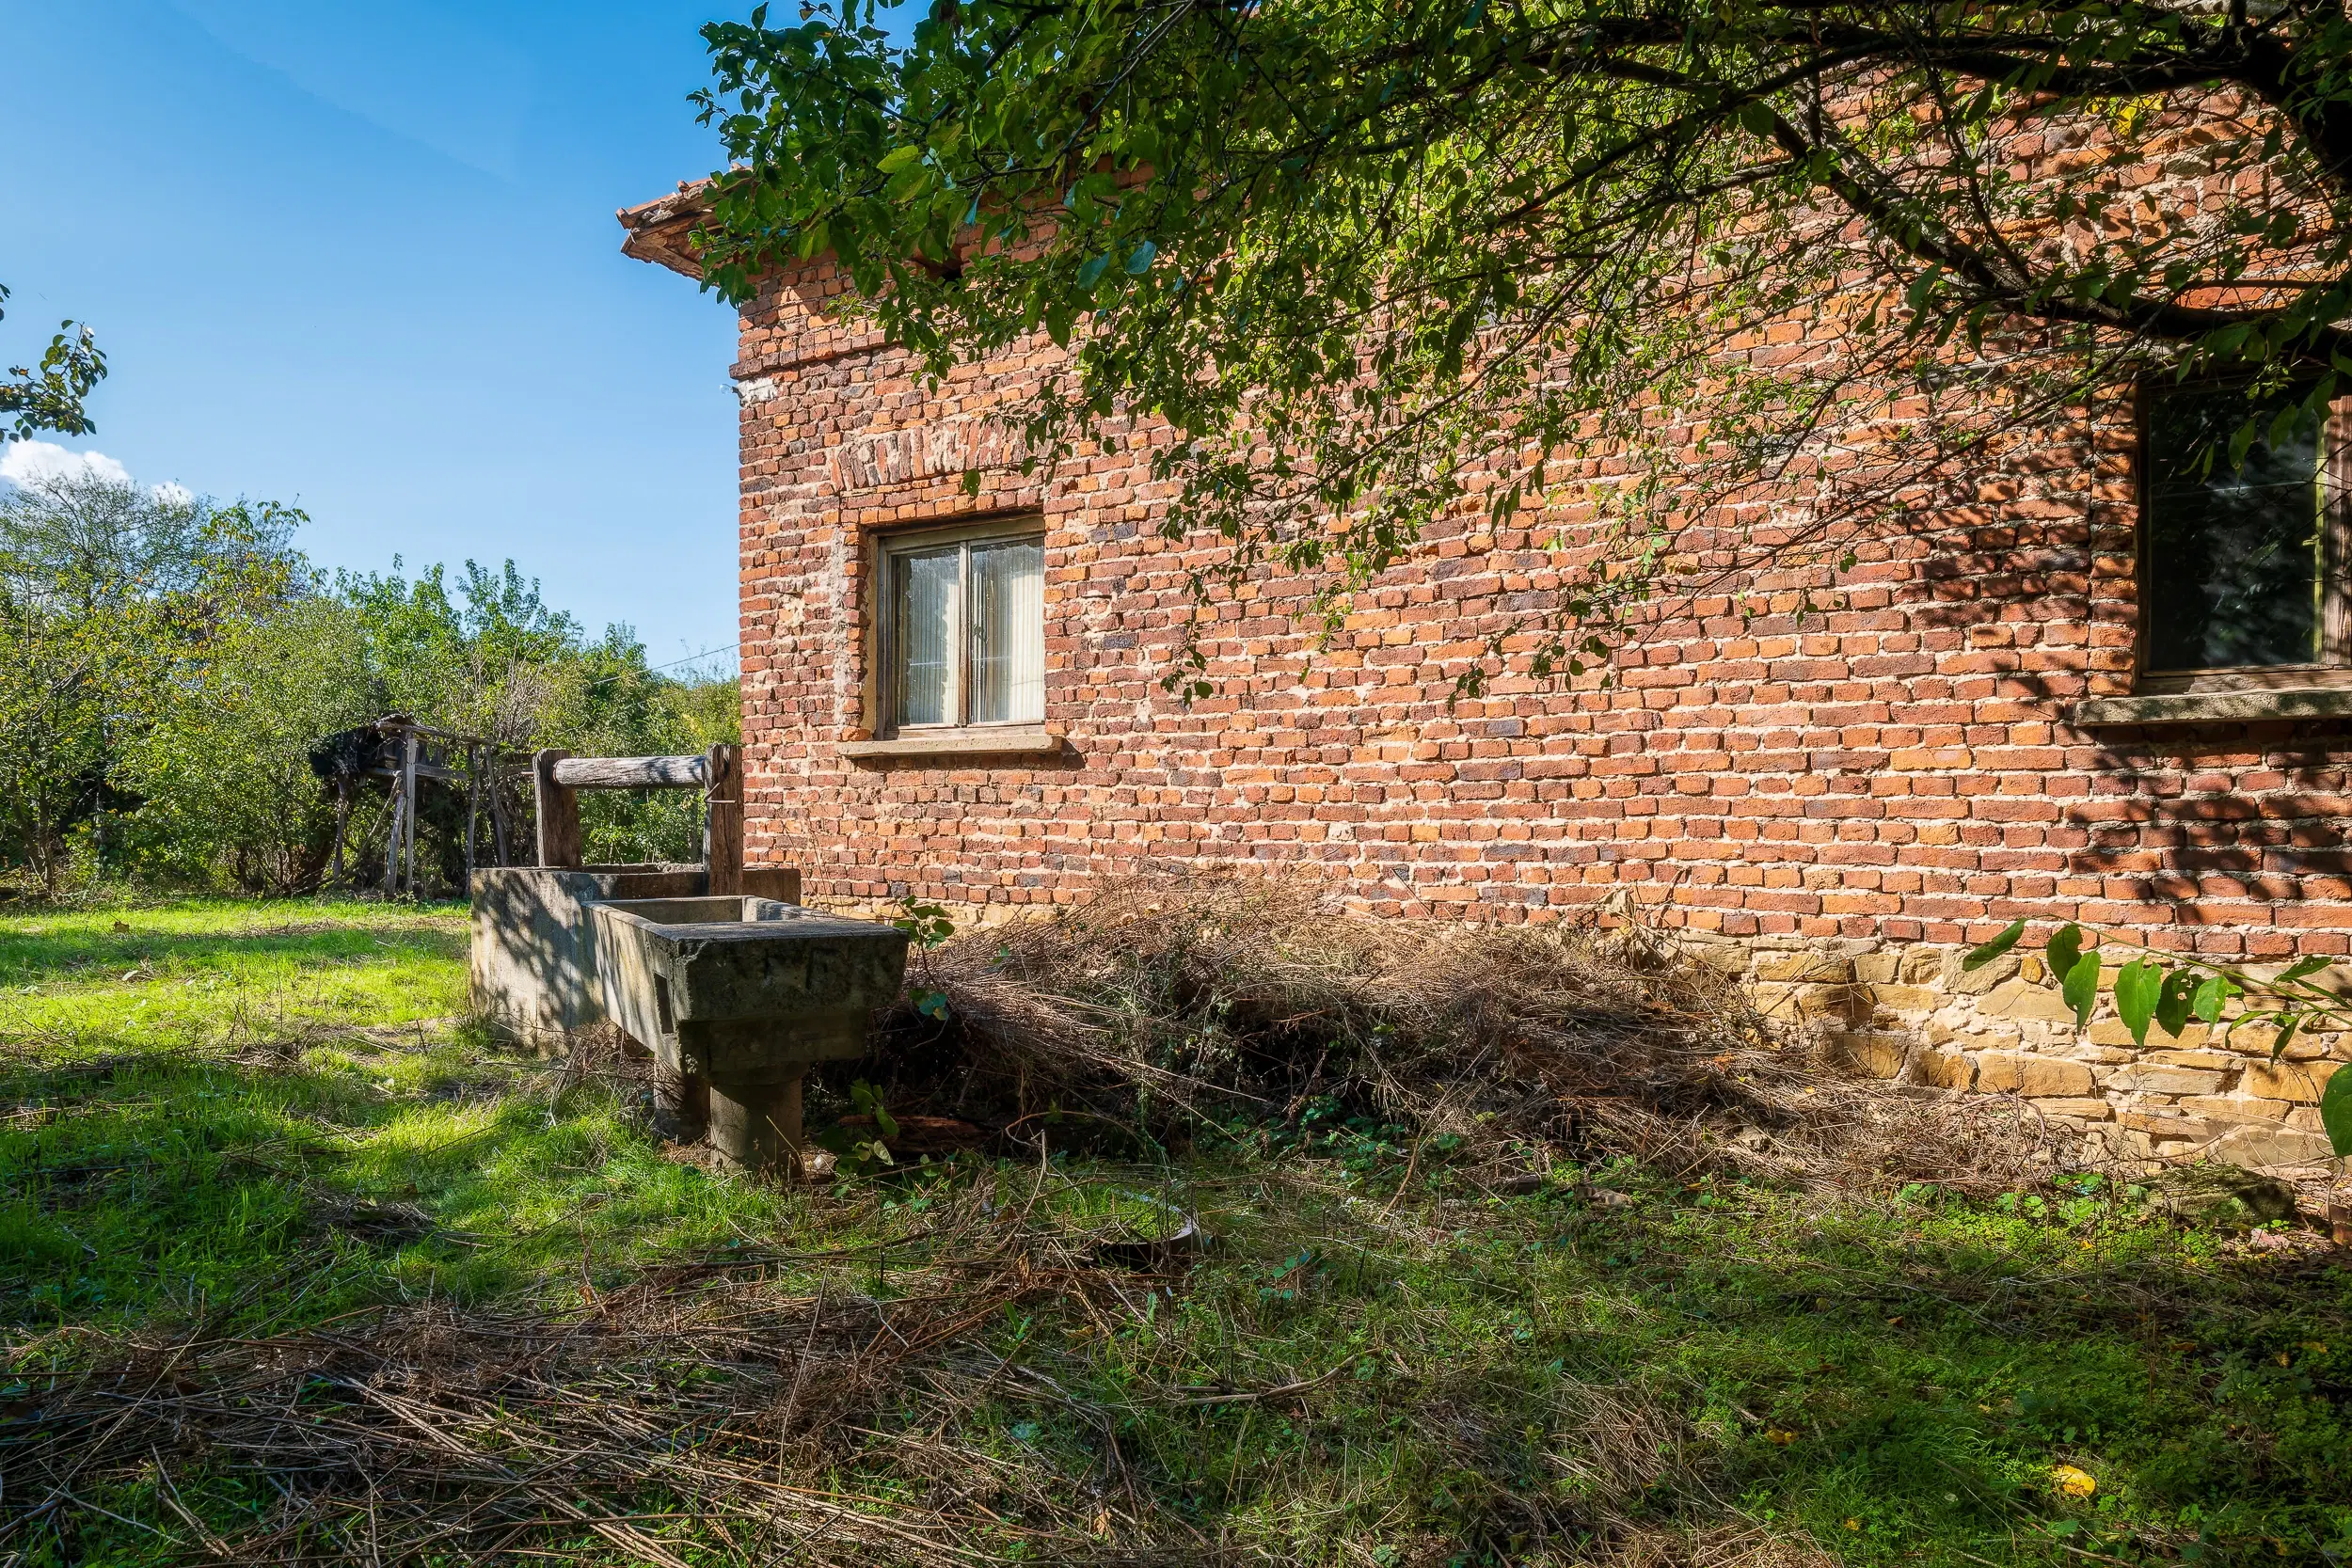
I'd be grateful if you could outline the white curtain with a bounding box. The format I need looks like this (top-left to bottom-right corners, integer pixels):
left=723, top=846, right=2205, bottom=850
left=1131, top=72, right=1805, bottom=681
left=894, top=546, right=959, bottom=726
left=968, top=538, right=1043, bottom=723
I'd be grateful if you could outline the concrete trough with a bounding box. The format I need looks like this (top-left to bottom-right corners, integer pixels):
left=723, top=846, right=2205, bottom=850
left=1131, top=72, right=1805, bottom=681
left=590, top=896, right=907, bottom=1173
left=469, top=863, right=802, bottom=1044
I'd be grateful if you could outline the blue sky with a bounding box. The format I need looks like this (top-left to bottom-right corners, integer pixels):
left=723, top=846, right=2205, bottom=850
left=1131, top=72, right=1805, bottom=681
left=1, top=0, right=754, bottom=667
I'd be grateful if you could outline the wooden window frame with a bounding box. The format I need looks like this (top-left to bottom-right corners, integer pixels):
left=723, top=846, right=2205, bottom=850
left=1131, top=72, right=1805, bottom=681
left=870, top=515, right=1048, bottom=741
left=2134, top=379, right=2352, bottom=695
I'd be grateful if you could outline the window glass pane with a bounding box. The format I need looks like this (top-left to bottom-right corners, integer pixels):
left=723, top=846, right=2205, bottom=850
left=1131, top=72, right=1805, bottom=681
left=2146, top=384, right=2326, bottom=671
left=892, top=546, right=959, bottom=726
left=968, top=537, right=1044, bottom=724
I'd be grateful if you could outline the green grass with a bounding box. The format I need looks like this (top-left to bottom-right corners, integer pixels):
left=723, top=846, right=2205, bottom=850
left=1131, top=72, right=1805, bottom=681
left=3, top=898, right=2347, bottom=1566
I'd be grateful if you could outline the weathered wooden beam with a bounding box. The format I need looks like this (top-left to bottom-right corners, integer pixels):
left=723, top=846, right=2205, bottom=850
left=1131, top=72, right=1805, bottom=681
left=533, top=749, right=582, bottom=868
left=705, top=742, right=742, bottom=895
left=549, top=754, right=708, bottom=790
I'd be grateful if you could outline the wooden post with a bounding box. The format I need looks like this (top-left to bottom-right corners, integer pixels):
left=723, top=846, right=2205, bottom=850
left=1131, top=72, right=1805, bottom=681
left=402, top=732, right=420, bottom=895
left=463, top=753, right=479, bottom=888
left=532, top=749, right=581, bottom=868
left=383, top=791, right=404, bottom=893
left=705, top=743, right=743, bottom=895
left=487, top=757, right=511, bottom=866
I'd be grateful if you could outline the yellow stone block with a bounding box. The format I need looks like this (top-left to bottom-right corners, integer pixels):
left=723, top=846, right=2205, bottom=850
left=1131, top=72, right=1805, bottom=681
left=1978, top=979, right=2079, bottom=1024
left=2181, top=1095, right=2287, bottom=1124
left=1915, top=1049, right=1976, bottom=1089
left=2242, top=1059, right=2342, bottom=1104
left=1854, top=953, right=1899, bottom=985
left=1755, top=952, right=1854, bottom=984
left=1865, top=984, right=1941, bottom=1014
left=2028, top=1097, right=2115, bottom=1122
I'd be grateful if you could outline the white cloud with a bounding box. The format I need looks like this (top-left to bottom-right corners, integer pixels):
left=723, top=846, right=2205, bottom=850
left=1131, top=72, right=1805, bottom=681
left=0, top=441, right=197, bottom=506
left=0, top=440, right=133, bottom=489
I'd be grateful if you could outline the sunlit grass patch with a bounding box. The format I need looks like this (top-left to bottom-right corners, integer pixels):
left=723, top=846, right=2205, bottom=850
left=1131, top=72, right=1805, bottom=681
left=0, top=897, right=466, bottom=1060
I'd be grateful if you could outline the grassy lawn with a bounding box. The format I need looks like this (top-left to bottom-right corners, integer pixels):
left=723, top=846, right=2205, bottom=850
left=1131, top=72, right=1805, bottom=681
left=2, top=899, right=2346, bottom=1566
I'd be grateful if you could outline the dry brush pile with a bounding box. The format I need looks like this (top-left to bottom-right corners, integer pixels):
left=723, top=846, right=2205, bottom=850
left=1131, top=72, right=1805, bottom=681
left=862, top=874, right=2068, bottom=1193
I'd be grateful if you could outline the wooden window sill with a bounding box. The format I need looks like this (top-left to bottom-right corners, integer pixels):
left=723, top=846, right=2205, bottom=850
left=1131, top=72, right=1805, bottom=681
left=840, top=727, right=1061, bottom=762
left=2072, top=689, right=2352, bottom=725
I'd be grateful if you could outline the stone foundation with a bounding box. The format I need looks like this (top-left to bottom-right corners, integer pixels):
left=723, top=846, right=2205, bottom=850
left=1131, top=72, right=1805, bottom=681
left=1683, top=933, right=2347, bottom=1176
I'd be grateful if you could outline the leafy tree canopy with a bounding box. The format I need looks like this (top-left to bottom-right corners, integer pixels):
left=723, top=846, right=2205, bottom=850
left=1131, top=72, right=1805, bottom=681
left=692, top=0, right=2352, bottom=689
left=1, top=283, right=105, bottom=444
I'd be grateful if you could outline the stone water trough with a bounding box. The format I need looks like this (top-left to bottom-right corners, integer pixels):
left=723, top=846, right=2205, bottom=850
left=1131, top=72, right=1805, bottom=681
left=469, top=746, right=907, bottom=1175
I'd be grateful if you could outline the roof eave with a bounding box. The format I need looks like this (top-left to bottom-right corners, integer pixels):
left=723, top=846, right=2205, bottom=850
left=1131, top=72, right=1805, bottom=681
left=617, top=182, right=714, bottom=281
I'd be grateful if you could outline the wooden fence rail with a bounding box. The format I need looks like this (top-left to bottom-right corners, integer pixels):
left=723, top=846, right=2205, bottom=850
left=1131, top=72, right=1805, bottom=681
left=532, top=745, right=743, bottom=895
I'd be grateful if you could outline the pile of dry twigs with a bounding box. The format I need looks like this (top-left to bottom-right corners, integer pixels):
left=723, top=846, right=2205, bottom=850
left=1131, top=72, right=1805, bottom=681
left=862, top=873, right=2067, bottom=1192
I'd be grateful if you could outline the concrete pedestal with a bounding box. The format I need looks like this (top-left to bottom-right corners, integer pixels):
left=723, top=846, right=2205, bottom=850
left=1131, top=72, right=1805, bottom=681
left=708, top=1074, right=805, bottom=1173
left=588, top=896, right=907, bottom=1178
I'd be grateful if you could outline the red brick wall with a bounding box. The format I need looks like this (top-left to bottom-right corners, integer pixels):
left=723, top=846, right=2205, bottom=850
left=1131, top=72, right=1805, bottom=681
left=730, top=260, right=2352, bottom=961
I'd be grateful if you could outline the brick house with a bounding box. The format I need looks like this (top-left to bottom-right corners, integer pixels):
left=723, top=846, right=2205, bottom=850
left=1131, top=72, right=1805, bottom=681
left=620, top=186, right=2350, bottom=1173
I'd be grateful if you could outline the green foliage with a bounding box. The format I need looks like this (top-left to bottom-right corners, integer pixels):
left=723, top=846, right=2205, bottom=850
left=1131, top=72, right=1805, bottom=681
left=0, top=281, right=105, bottom=442
left=0, top=467, right=740, bottom=895
left=2323, top=1067, right=2352, bottom=1163
left=894, top=895, right=957, bottom=1021
left=0, top=470, right=296, bottom=894
left=693, top=0, right=2352, bottom=694
left=1991, top=923, right=2352, bottom=1160
left=128, top=595, right=376, bottom=893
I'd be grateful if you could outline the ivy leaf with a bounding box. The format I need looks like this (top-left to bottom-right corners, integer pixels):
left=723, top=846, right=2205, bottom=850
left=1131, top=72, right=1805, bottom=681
left=2113, top=958, right=2162, bottom=1048
left=1963, top=919, right=2026, bottom=972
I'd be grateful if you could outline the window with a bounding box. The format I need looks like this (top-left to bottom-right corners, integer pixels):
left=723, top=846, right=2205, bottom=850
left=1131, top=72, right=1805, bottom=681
left=879, top=522, right=1045, bottom=733
left=2140, top=380, right=2349, bottom=690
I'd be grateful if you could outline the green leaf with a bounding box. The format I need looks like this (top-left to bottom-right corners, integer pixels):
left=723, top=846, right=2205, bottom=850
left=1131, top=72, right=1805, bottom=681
left=1124, top=240, right=1157, bottom=275
left=2045, top=924, right=2084, bottom=987
left=877, top=144, right=927, bottom=173
left=1963, top=919, right=2026, bottom=972
left=2321, top=1063, right=2352, bottom=1160
left=2270, top=1013, right=2300, bottom=1064
left=2191, top=975, right=2235, bottom=1024
left=1076, top=252, right=1113, bottom=289
left=2113, top=958, right=2162, bottom=1048
left=2278, top=956, right=2332, bottom=984
left=2061, top=950, right=2100, bottom=1032
left=2154, top=969, right=2195, bottom=1037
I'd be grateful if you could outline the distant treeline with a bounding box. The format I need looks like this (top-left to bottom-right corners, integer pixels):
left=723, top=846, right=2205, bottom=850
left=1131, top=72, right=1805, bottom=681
left=0, top=466, right=737, bottom=896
